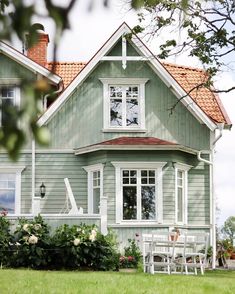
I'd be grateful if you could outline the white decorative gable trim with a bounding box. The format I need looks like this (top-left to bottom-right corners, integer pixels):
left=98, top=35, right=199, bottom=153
left=37, top=23, right=217, bottom=131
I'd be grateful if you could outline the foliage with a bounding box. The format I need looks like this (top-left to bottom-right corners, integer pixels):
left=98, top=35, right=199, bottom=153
left=217, top=238, right=233, bottom=261
left=221, top=216, right=235, bottom=246
left=119, top=238, right=142, bottom=269
left=0, top=210, right=12, bottom=266
left=52, top=223, right=119, bottom=270
left=10, top=215, right=51, bottom=268
left=132, top=0, right=235, bottom=94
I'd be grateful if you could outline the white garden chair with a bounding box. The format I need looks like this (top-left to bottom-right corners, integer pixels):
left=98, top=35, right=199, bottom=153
left=179, top=232, right=209, bottom=275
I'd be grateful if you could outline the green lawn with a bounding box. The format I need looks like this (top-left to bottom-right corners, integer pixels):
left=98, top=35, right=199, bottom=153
left=0, top=269, right=234, bottom=294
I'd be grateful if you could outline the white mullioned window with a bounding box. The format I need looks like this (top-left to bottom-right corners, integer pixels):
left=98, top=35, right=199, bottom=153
left=0, top=166, right=25, bottom=215
left=174, top=163, right=192, bottom=224
left=0, top=86, right=20, bottom=126
left=100, top=78, right=148, bottom=131
left=112, top=162, right=166, bottom=223
left=83, top=164, right=103, bottom=214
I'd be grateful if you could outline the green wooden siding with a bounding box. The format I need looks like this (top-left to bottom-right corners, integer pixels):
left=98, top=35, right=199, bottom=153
left=0, top=53, right=34, bottom=80
left=46, top=58, right=210, bottom=151
left=34, top=153, right=87, bottom=214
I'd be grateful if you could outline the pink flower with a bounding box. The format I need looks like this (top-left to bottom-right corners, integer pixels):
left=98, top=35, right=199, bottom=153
left=128, top=256, right=134, bottom=262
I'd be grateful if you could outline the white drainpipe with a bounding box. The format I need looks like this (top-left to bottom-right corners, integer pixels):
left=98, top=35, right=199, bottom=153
left=197, top=123, right=224, bottom=269
left=43, top=82, right=63, bottom=111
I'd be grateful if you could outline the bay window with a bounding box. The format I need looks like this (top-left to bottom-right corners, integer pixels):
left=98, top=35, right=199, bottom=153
left=112, top=162, right=166, bottom=223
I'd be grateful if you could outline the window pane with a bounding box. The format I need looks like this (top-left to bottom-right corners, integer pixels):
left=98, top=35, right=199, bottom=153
left=149, top=170, right=155, bottom=177
left=126, top=86, right=138, bottom=97
left=1, top=87, right=14, bottom=98
left=0, top=190, right=15, bottom=214
left=123, top=186, right=137, bottom=220
left=130, top=170, right=136, bottom=177
left=123, top=178, right=129, bottom=184
left=141, top=170, right=147, bottom=177
left=110, top=99, right=122, bottom=126
left=177, top=187, right=183, bottom=222
left=123, top=170, right=129, bottom=177
left=110, top=86, right=122, bottom=97
left=141, top=186, right=155, bottom=220
left=149, top=177, right=155, bottom=184
left=93, top=188, right=100, bottom=214
left=141, top=177, right=147, bottom=184
left=126, top=99, right=138, bottom=126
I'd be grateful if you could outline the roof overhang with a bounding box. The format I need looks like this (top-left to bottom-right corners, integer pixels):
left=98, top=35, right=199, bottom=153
left=74, top=144, right=198, bottom=156
left=37, top=23, right=218, bottom=131
left=0, top=41, right=61, bottom=85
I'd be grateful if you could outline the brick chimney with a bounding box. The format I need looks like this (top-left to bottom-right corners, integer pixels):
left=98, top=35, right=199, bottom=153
left=26, top=24, right=49, bottom=67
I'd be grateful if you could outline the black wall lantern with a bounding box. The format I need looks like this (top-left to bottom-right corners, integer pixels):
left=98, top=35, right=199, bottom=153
left=40, top=182, right=46, bottom=198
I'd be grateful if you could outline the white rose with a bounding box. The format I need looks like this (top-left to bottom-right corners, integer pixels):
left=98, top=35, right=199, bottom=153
left=34, top=224, right=42, bottom=231
left=91, top=229, right=97, bottom=236
left=73, top=238, right=81, bottom=246
left=23, top=224, right=30, bottom=232
left=28, top=235, right=38, bottom=244
left=89, top=234, right=96, bottom=242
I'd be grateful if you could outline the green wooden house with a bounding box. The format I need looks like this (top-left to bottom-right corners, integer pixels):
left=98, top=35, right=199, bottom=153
left=0, top=23, right=231, bottom=258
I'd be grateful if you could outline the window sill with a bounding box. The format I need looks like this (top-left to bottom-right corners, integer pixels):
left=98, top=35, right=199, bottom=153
left=102, top=128, right=147, bottom=133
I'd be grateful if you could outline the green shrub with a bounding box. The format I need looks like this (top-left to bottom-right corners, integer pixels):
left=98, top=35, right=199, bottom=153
left=52, top=223, right=119, bottom=270
left=11, top=215, right=51, bottom=268
left=119, top=238, right=142, bottom=269
left=0, top=211, right=12, bottom=267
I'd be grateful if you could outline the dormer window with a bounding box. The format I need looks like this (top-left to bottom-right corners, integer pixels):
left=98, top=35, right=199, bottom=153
left=100, top=78, right=148, bottom=132
left=0, top=86, right=20, bottom=126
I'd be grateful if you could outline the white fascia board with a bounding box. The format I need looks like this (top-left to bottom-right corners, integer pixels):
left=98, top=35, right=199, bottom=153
left=0, top=42, right=61, bottom=84
left=38, top=24, right=130, bottom=127
left=74, top=144, right=197, bottom=155
left=130, top=36, right=217, bottom=131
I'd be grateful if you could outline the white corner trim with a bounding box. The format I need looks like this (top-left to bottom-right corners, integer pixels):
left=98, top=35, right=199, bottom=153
left=0, top=78, right=21, bottom=85
left=0, top=42, right=61, bottom=84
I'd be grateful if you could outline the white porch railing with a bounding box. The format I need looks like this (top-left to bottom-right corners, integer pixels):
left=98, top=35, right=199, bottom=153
left=31, top=178, right=108, bottom=235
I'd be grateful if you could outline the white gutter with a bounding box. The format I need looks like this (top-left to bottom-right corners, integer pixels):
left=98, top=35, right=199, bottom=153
left=197, top=123, right=224, bottom=270
left=31, top=139, right=35, bottom=213
left=43, top=82, right=64, bottom=111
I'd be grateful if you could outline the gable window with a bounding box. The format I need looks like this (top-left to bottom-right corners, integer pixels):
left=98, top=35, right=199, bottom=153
left=100, top=78, right=148, bottom=131
left=0, top=86, right=20, bottom=126
left=112, top=162, right=166, bottom=223
left=83, top=164, right=103, bottom=214
left=174, top=163, right=192, bottom=224
left=0, top=166, right=24, bottom=215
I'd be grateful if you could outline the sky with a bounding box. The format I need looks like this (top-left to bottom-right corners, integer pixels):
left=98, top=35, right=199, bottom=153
left=22, top=0, right=235, bottom=226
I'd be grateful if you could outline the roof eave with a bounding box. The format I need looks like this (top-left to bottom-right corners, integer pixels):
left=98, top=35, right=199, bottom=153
left=0, top=41, right=61, bottom=85
left=74, top=144, right=197, bottom=156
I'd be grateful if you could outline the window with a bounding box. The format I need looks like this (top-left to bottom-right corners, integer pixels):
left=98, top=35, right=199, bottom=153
left=83, top=164, right=103, bottom=214
left=0, top=86, right=20, bottom=126
left=100, top=78, right=148, bottom=131
left=174, top=163, right=192, bottom=224
left=0, top=166, right=24, bottom=215
left=112, top=162, right=166, bottom=223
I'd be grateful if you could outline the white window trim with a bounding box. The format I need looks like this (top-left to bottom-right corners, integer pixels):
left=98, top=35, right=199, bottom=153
left=111, top=161, right=166, bottom=224
left=83, top=163, right=103, bottom=214
left=0, top=166, right=25, bottom=215
left=100, top=78, right=148, bottom=131
left=174, top=163, right=192, bottom=225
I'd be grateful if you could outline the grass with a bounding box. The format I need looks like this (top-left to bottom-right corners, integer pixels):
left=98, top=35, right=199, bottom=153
left=0, top=269, right=235, bottom=294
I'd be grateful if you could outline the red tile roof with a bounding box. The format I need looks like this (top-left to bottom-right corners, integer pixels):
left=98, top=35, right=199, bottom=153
left=46, top=61, right=231, bottom=126
left=46, top=62, right=86, bottom=88
left=96, top=137, right=177, bottom=146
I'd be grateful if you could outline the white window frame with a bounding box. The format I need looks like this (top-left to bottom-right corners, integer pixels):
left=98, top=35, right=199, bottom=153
left=100, top=78, right=148, bottom=132
left=112, top=161, right=166, bottom=224
left=83, top=163, right=103, bottom=214
left=0, top=85, right=20, bottom=127
left=0, top=166, right=25, bottom=215
left=174, top=163, right=192, bottom=225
